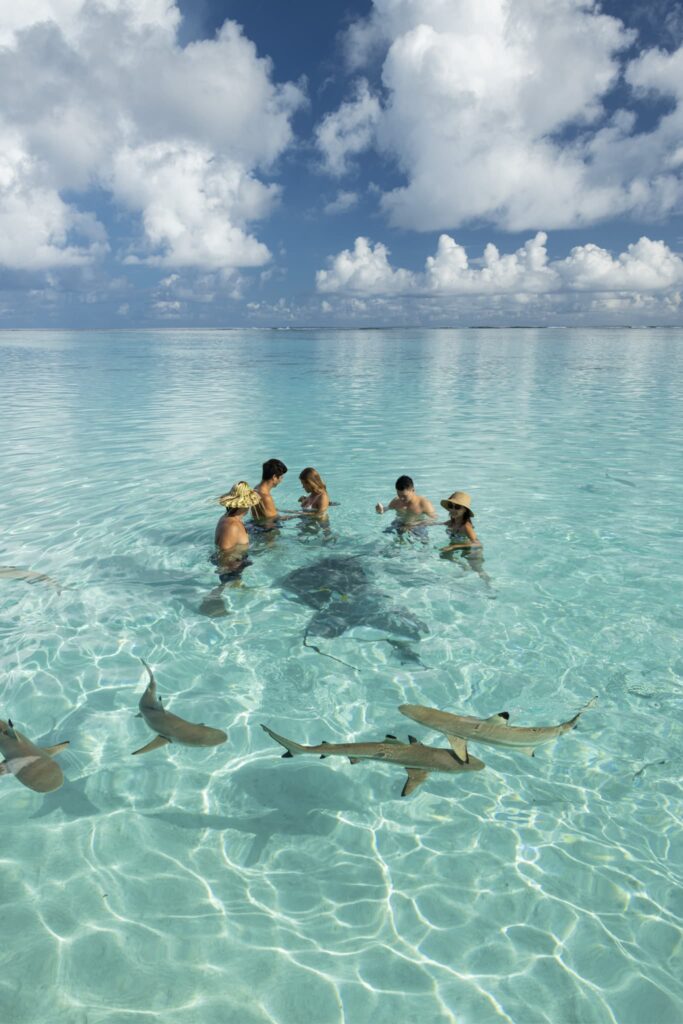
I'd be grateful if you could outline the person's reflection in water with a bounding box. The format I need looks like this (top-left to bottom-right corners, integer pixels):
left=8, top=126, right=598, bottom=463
left=199, top=481, right=261, bottom=617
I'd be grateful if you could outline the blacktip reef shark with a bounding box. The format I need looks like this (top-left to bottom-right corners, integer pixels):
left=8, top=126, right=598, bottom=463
left=0, top=718, right=69, bottom=792
left=399, top=698, right=597, bottom=762
left=0, top=566, right=61, bottom=591
left=261, top=724, right=485, bottom=797
left=132, top=659, right=228, bottom=755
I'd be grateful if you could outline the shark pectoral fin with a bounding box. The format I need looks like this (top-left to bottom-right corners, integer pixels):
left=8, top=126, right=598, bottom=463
left=348, top=757, right=360, bottom=764
left=485, top=711, right=510, bottom=723
left=448, top=736, right=469, bottom=763
left=401, top=769, right=429, bottom=797
left=408, top=735, right=417, bottom=744
left=131, top=735, right=171, bottom=756
left=42, top=741, right=70, bottom=756
left=282, top=751, right=294, bottom=758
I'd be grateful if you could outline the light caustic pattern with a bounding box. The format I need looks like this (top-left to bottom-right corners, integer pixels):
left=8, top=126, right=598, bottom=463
left=0, top=328, right=682, bottom=1024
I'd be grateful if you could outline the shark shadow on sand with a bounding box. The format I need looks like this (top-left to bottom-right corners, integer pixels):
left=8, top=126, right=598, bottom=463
left=279, top=555, right=429, bottom=669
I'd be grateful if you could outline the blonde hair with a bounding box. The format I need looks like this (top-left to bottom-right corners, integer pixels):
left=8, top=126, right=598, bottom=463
left=299, top=467, right=327, bottom=494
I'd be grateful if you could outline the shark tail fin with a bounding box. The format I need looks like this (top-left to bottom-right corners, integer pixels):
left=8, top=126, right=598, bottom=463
left=261, top=724, right=308, bottom=758
left=140, top=658, right=156, bottom=686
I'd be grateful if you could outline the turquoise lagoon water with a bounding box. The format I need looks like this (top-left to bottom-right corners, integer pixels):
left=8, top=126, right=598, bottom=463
left=1, top=328, right=682, bottom=1024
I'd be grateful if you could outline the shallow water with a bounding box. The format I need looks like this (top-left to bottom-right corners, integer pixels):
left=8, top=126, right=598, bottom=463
left=1, top=327, right=682, bottom=1024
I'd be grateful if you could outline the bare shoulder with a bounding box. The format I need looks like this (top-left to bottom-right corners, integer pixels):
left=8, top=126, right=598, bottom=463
left=215, top=516, right=239, bottom=549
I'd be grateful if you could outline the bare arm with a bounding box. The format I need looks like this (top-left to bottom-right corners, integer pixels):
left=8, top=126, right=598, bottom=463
left=420, top=497, right=438, bottom=519
left=441, top=521, right=481, bottom=552
left=376, top=497, right=400, bottom=514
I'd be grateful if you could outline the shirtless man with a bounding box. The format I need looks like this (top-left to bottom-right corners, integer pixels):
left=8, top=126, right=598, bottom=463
left=252, top=458, right=288, bottom=525
left=375, top=475, right=437, bottom=527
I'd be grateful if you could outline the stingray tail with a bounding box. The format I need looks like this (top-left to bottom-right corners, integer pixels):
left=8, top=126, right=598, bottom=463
left=302, top=622, right=357, bottom=671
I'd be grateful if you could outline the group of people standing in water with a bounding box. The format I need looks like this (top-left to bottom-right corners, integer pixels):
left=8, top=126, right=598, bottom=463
left=213, top=458, right=481, bottom=580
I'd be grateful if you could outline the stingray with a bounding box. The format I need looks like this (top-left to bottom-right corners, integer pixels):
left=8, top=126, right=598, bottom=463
left=280, top=556, right=428, bottom=666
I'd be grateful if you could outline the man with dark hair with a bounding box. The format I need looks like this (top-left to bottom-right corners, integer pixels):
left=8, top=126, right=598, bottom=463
left=252, top=458, right=288, bottom=523
left=376, top=475, right=437, bottom=526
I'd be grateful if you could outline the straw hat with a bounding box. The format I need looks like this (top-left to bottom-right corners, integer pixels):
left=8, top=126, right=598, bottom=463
left=440, top=491, right=472, bottom=512
left=218, top=481, right=262, bottom=509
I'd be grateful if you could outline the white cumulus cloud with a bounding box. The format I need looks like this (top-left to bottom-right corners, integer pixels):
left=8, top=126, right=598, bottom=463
left=316, top=232, right=683, bottom=304
left=0, top=2, right=304, bottom=271
left=322, top=0, right=683, bottom=231
left=315, top=78, right=381, bottom=176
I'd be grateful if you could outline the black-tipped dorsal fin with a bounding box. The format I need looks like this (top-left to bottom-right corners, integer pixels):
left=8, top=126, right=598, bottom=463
left=401, top=768, right=429, bottom=797
left=385, top=733, right=397, bottom=739
left=485, top=711, right=510, bottom=723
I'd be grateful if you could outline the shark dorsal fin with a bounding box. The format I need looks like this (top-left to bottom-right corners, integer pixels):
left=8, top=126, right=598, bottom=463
left=448, top=736, right=469, bottom=763
left=401, top=768, right=429, bottom=797
left=408, top=735, right=417, bottom=744
left=485, top=711, right=510, bottom=723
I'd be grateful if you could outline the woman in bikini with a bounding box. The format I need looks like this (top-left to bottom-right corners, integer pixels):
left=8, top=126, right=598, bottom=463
left=297, top=467, right=330, bottom=517
left=439, top=491, right=481, bottom=552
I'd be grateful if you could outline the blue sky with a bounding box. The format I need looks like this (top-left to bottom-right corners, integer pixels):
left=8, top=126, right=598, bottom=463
left=1, top=0, right=682, bottom=327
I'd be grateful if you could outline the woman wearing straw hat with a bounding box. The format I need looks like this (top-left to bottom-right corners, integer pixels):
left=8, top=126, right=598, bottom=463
left=215, top=482, right=262, bottom=564
left=439, top=491, right=481, bottom=553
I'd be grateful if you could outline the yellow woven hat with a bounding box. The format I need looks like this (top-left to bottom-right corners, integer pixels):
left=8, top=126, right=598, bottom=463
left=440, top=491, right=472, bottom=512
left=218, top=482, right=261, bottom=509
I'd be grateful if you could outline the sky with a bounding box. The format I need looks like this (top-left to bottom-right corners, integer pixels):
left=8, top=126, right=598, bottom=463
left=1, top=0, right=683, bottom=328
